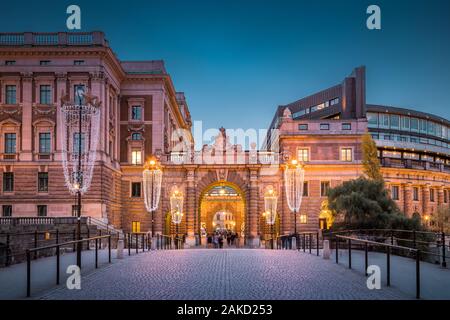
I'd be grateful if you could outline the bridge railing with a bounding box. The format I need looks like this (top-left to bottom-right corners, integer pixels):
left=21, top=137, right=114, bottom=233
left=335, top=234, right=422, bottom=299
left=26, top=234, right=112, bottom=297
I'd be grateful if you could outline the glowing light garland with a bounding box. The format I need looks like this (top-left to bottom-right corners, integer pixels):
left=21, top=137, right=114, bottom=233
left=284, top=164, right=305, bottom=213
left=170, top=190, right=184, bottom=224
left=60, top=102, right=101, bottom=195
left=143, top=166, right=162, bottom=212
left=264, top=193, right=278, bottom=225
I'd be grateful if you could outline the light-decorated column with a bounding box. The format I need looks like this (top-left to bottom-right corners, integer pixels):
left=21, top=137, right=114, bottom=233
left=247, top=167, right=260, bottom=247
left=20, top=73, right=33, bottom=161
left=185, top=167, right=196, bottom=246
left=280, top=173, right=291, bottom=235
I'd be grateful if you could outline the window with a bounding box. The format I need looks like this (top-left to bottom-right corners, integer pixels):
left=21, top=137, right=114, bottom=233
left=72, top=205, right=79, bottom=217
left=39, top=132, right=51, bottom=153
left=391, top=186, right=399, bottom=200
left=5, top=85, right=16, bottom=104
left=298, top=124, right=308, bottom=131
left=74, top=60, right=85, bottom=65
left=131, top=106, right=142, bottom=121
left=74, top=85, right=85, bottom=105
left=2, top=205, right=12, bottom=217
left=4, top=133, right=16, bottom=154
left=410, top=118, right=419, bottom=131
left=390, top=115, right=399, bottom=129
left=342, top=123, right=351, bottom=130
left=39, top=85, right=52, bottom=104
left=3, top=172, right=13, bottom=192
left=73, top=133, right=85, bottom=154
left=132, top=221, right=141, bottom=233
left=340, top=148, right=352, bottom=162
left=37, top=205, right=47, bottom=217
left=371, top=133, right=379, bottom=140
left=367, top=113, right=378, bottom=127
left=444, top=190, right=448, bottom=204
left=38, top=172, right=48, bottom=192
left=299, top=214, right=307, bottom=224
left=380, top=114, right=389, bottom=128
left=297, top=148, right=309, bottom=162
left=419, top=119, right=427, bottom=133
left=430, top=189, right=435, bottom=202
left=320, top=123, right=329, bottom=130
left=5, top=60, right=15, bottom=66
left=40, top=60, right=51, bottom=66
left=413, top=187, right=419, bottom=201
left=303, top=182, right=308, bottom=197
left=320, top=181, right=330, bottom=197
left=131, top=132, right=142, bottom=140
left=401, top=116, right=410, bottom=130
left=131, top=182, right=141, bottom=197
left=131, top=150, right=142, bottom=165
left=330, top=98, right=339, bottom=106
left=293, top=109, right=306, bottom=118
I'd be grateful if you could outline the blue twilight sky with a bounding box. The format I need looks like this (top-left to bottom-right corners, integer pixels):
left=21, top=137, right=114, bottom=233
left=1, top=0, right=449, bottom=131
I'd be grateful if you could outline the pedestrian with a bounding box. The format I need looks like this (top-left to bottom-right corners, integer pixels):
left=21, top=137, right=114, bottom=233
left=219, top=235, right=224, bottom=249
left=207, top=234, right=212, bottom=248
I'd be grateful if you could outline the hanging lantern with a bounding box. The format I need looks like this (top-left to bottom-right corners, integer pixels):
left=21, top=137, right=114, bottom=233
left=264, top=187, right=278, bottom=225
left=284, top=159, right=305, bottom=235
left=284, top=159, right=305, bottom=213
left=170, top=189, right=184, bottom=224
left=143, top=159, right=162, bottom=213
left=59, top=89, right=101, bottom=195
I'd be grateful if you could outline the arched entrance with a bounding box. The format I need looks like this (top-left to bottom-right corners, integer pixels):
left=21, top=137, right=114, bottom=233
left=198, top=182, right=246, bottom=246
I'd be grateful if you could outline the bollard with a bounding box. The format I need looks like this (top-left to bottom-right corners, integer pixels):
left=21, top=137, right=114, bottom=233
left=117, top=239, right=124, bottom=259
left=322, top=240, right=330, bottom=259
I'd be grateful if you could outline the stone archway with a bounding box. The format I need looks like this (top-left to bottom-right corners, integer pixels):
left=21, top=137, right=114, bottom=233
left=197, top=178, right=247, bottom=246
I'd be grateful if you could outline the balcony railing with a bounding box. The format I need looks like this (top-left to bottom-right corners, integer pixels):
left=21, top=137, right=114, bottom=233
left=0, top=32, right=107, bottom=47
left=163, top=151, right=279, bottom=165
left=1, top=153, right=18, bottom=161
left=381, top=157, right=449, bottom=172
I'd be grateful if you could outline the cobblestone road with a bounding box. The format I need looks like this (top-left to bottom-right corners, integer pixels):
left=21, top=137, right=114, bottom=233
left=41, top=249, right=408, bottom=300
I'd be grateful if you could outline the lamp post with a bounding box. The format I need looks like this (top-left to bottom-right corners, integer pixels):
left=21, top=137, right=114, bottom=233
left=143, top=158, right=162, bottom=244
left=60, top=88, right=101, bottom=268
left=264, top=187, right=278, bottom=249
left=284, top=159, right=305, bottom=238
left=170, top=188, right=184, bottom=249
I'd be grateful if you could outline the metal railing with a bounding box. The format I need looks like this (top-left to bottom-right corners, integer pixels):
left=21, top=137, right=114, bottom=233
left=273, top=232, right=321, bottom=256
left=325, top=229, right=448, bottom=267
left=335, top=235, right=422, bottom=299
left=26, top=234, right=112, bottom=297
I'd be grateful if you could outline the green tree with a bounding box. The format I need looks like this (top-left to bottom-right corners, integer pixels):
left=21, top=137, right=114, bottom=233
left=430, top=206, right=450, bottom=233
left=328, top=177, right=421, bottom=230
left=361, top=132, right=383, bottom=181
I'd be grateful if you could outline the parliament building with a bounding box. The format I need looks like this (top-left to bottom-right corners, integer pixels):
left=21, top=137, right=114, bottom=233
left=0, top=32, right=449, bottom=247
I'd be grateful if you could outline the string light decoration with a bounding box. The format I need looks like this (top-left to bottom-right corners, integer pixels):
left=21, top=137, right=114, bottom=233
left=60, top=90, right=101, bottom=195
left=284, top=159, right=305, bottom=235
left=264, top=187, right=278, bottom=249
left=143, top=159, right=162, bottom=237
left=59, top=88, right=101, bottom=268
left=170, top=189, right=184, bottom=224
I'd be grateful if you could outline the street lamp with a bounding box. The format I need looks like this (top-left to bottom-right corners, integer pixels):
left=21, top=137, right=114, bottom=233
left=143, top=158, right=162, bottom=241
left=284, top=159, right=305, bottom=237
left=60, top=89, right=101, bottom=268
left=170, top=188, right=184, bottom=249
left=264, top=187, right=278, bottom=249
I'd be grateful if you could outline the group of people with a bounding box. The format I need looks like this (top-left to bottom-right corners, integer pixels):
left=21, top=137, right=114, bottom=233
left=206, top=230, right=239, bottom=248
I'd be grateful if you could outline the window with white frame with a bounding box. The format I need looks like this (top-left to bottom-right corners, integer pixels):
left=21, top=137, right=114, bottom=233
left=39, top=132, right=51, bottom=153
left=340, top=148, right=352, bottom=162
left=131, top=150, right=142, bottom=165
left=4, top=133, right=16, bottom=154
left=131, top=106, right=142, bottom=121
left=297, top=148, right=309, bottom=162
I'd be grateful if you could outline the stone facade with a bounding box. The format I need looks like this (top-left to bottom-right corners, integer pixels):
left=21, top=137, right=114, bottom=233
left=0, top=32, right=449, bottom=247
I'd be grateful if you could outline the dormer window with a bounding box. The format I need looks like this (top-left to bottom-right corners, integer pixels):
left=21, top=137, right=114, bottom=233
left=5, top=61, right=15, bottom=66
